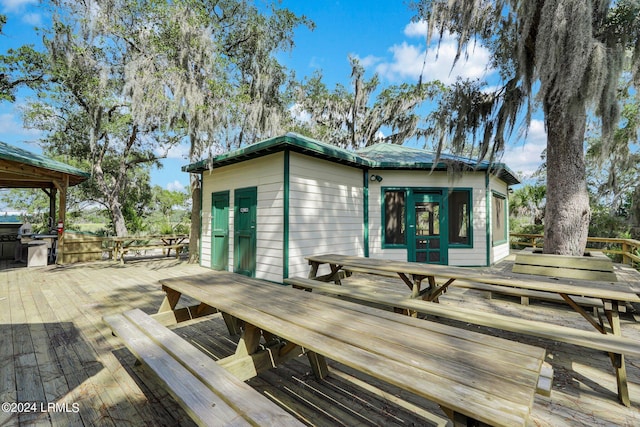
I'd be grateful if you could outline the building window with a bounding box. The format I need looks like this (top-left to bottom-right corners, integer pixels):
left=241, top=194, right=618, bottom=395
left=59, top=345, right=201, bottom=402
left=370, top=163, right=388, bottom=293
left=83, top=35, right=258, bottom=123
left=383, top=190, right=406, bottom=246
left=492, top=192, right=507, bottom=245
left=449, top=190, right=471, bottom=246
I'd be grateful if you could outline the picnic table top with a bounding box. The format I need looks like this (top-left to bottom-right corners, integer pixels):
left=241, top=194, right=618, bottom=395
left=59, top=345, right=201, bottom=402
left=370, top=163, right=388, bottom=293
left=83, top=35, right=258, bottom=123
left=306, top=254, right=640, bottom=303
left=108, top=234, right=189, bottom=241
left=160, top=272, right=549, bottom=427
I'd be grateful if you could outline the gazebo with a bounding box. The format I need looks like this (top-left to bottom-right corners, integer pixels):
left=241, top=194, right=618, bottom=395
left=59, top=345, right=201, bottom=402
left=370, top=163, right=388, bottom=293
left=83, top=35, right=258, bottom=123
left=0, top=141, right=90, bottom=262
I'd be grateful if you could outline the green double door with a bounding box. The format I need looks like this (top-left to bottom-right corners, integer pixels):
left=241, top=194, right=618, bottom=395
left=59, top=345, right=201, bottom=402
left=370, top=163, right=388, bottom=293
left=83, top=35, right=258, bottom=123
left=211, top=187, right=257, bottom=277
left=408, top=193, right=447, bottom=265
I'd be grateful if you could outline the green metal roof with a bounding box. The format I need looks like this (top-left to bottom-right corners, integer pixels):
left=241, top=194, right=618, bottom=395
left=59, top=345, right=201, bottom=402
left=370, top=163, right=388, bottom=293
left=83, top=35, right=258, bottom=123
left=183, top=133, right=520, bottom=185
left=0, top=141, right=90, bottom=178
left=0, top=141, right=90, bottom=188
left=183, top=133, right=369, bottom=173
left=357, top=143, right=520, bottom=185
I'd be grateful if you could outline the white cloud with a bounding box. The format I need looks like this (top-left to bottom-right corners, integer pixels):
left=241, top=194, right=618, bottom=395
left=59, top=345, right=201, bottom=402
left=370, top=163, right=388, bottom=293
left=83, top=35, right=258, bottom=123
left=375, top=38, right=493, bottom=85
left=0, top=0, right=37, bottom=13
left=166, top=180, right=185, bottom=192
left=373, top=23, right=494, bottom=84
left=502, top=119, right=547, bottom=178
left=22, top=12, right=41, bottom=26
left=404, top=20, right=428, bottom=38
left=155, top=143, right=190, bottom=160
left=351, top=54, right=381, bottom=68
left=0, top=113, right=41, bottom=137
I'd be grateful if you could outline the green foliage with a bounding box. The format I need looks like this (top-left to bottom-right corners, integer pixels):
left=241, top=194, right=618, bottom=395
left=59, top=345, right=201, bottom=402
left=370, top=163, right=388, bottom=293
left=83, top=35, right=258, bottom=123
left=415, top=0, right=640, bottom=255
left=147, top=185, right=190, bottom=234
left=415, top=0, right=639, bottom=160
left=509, top=184, right=546, bottom=245
left=0, top=189, right=50, bottom=231
left=509, top=185, right=546, bottom=225
left=0, top=43, right=48, bottom=102
left=294, top=57, right=445, bottom=148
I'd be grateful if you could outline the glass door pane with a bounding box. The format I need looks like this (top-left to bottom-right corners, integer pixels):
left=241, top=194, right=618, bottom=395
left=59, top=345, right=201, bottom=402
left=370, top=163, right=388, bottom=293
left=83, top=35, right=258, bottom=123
left=414, top=200, right=441, bottom=264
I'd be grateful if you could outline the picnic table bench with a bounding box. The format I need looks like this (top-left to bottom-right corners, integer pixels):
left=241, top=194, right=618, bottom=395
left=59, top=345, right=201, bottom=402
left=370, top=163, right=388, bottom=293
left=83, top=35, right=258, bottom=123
left=155, top=272, right=552, bottom=427
left=104, top=308, right=303, bottom=426
left=303, top=253, right=640, bottom=406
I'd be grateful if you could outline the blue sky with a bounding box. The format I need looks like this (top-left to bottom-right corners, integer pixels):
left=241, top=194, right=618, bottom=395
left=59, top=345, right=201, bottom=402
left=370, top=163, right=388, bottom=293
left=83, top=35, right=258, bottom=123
left=0, top=0, right=546, bottom=197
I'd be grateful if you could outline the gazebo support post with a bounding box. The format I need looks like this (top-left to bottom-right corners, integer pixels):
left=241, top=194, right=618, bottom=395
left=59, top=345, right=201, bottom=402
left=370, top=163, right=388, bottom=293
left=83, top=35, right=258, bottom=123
left=42, top=187, right=57, bottom=230
left=53, top=175, right=68, bottom=264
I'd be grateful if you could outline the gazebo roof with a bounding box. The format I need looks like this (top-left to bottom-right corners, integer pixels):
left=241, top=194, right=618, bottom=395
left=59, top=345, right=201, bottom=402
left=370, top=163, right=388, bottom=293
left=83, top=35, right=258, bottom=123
left=0, top=141, right=90, bottom=189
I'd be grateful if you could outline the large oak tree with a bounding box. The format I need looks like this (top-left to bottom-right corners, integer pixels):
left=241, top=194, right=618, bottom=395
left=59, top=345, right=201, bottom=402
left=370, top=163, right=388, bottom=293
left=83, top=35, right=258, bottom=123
left=415, top=0, right=640, bottom=255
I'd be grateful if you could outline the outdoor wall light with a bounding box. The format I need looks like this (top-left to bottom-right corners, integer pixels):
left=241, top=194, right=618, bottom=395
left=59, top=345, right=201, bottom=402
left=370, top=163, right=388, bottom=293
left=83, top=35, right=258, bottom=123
left=370, top=174, right=383, bottom=182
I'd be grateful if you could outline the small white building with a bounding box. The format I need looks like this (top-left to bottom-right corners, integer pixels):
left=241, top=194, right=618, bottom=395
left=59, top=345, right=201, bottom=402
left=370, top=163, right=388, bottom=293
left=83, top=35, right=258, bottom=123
left=184, top=133, right=519, bottom=282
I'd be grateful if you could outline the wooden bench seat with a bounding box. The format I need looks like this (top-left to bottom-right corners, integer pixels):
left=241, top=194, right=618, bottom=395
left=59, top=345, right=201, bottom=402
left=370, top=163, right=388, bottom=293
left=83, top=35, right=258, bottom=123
left=284, top=277, right=640, bottom=359
left=103, top=308, right=303, bottom=427
left=344, top=266, right=604, bottom=307
left=453, top=279, right=604, bottom=307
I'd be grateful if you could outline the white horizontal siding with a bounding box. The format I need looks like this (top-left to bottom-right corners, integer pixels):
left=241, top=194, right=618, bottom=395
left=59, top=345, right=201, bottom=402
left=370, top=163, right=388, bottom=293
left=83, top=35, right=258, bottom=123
left=492, top=243, right=510, bottom=263
left=448, top=186, right=489, bottom=266
left=200, top=152, right=284, bottom=280
left=368, top=170, right=490, bottom=265
left=288, top=153, right=364, bottom=279
left=489, top=177, right=511, bottom=264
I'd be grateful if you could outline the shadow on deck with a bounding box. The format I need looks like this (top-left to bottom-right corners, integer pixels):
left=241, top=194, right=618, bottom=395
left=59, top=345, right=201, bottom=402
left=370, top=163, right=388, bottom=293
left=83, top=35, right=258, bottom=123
left=1, top=256, right=640, bottom=426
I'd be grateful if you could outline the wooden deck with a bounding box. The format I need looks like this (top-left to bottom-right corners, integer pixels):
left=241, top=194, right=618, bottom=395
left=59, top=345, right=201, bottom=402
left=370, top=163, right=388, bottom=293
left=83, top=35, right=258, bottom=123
left=1, top=256, right=640, bottom=426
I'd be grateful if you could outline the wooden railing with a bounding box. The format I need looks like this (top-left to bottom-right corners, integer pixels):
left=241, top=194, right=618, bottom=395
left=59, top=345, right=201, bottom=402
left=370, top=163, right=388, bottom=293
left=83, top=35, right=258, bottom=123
left=510, top=233, right=640, bottom=266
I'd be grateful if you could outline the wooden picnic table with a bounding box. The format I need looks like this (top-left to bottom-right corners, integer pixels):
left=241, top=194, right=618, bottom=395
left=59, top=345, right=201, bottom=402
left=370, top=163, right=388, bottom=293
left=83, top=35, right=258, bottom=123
left=158, top=272, right=551, bottom=427
left=110, top=234, right=188, bottom=262
left=306, top=253, right=640, bottom=406
left=159, top=235, right=189, bottom=257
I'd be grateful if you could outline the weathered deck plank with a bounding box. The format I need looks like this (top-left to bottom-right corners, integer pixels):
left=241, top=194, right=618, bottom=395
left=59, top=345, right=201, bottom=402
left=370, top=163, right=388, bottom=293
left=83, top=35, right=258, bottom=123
left=1, top=258, right=640, bottom=426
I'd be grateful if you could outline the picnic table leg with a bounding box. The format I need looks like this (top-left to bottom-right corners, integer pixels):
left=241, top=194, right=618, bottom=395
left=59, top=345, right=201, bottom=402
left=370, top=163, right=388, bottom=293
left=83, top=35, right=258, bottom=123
left=397, top=273, right=420, bottom=317
left=115, top=242, right=123, bottom=263
left=329, top=263, right=343, bottom=285
left=151, top=287, right=184, bottom=325
left=152, top=287, right=219, bottom=326
left=307, top=351, right=329, bottom=379
left=421, top=278, right=456, bottom=302
left=308, top=261, right=320, bottom=279
left=235, top=323, right=262, bottom=356
left=219, top=323, right=306, bottom=381
left=308, top=261, right=344, bottom=284
left=605, top=304, right=630, bottom=407
left=158, top=286, right=182, bottom=313
left=221, top=312, right=242, bottom=335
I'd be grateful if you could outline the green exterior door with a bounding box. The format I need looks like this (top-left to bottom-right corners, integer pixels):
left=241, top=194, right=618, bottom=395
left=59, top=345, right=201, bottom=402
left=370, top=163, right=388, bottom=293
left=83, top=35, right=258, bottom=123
left=234, top=187, right=257, bottom=277
left=211, top=191, right=229, bottom=271
left=408, top=193, right=447, bottom=264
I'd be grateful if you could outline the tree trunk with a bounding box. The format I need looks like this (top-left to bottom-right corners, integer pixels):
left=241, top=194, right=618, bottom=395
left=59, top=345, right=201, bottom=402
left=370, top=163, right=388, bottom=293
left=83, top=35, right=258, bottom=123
left=110, top=200, right=129, bottom=237
left=543, top=103, right=590, bottom=255
left=188, top=174, right=201, bottom=263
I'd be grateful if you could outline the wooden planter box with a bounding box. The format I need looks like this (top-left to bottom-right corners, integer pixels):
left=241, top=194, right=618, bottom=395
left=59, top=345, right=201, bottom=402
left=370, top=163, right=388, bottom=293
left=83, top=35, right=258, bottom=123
left=512, top=247, right=617, bottom=282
